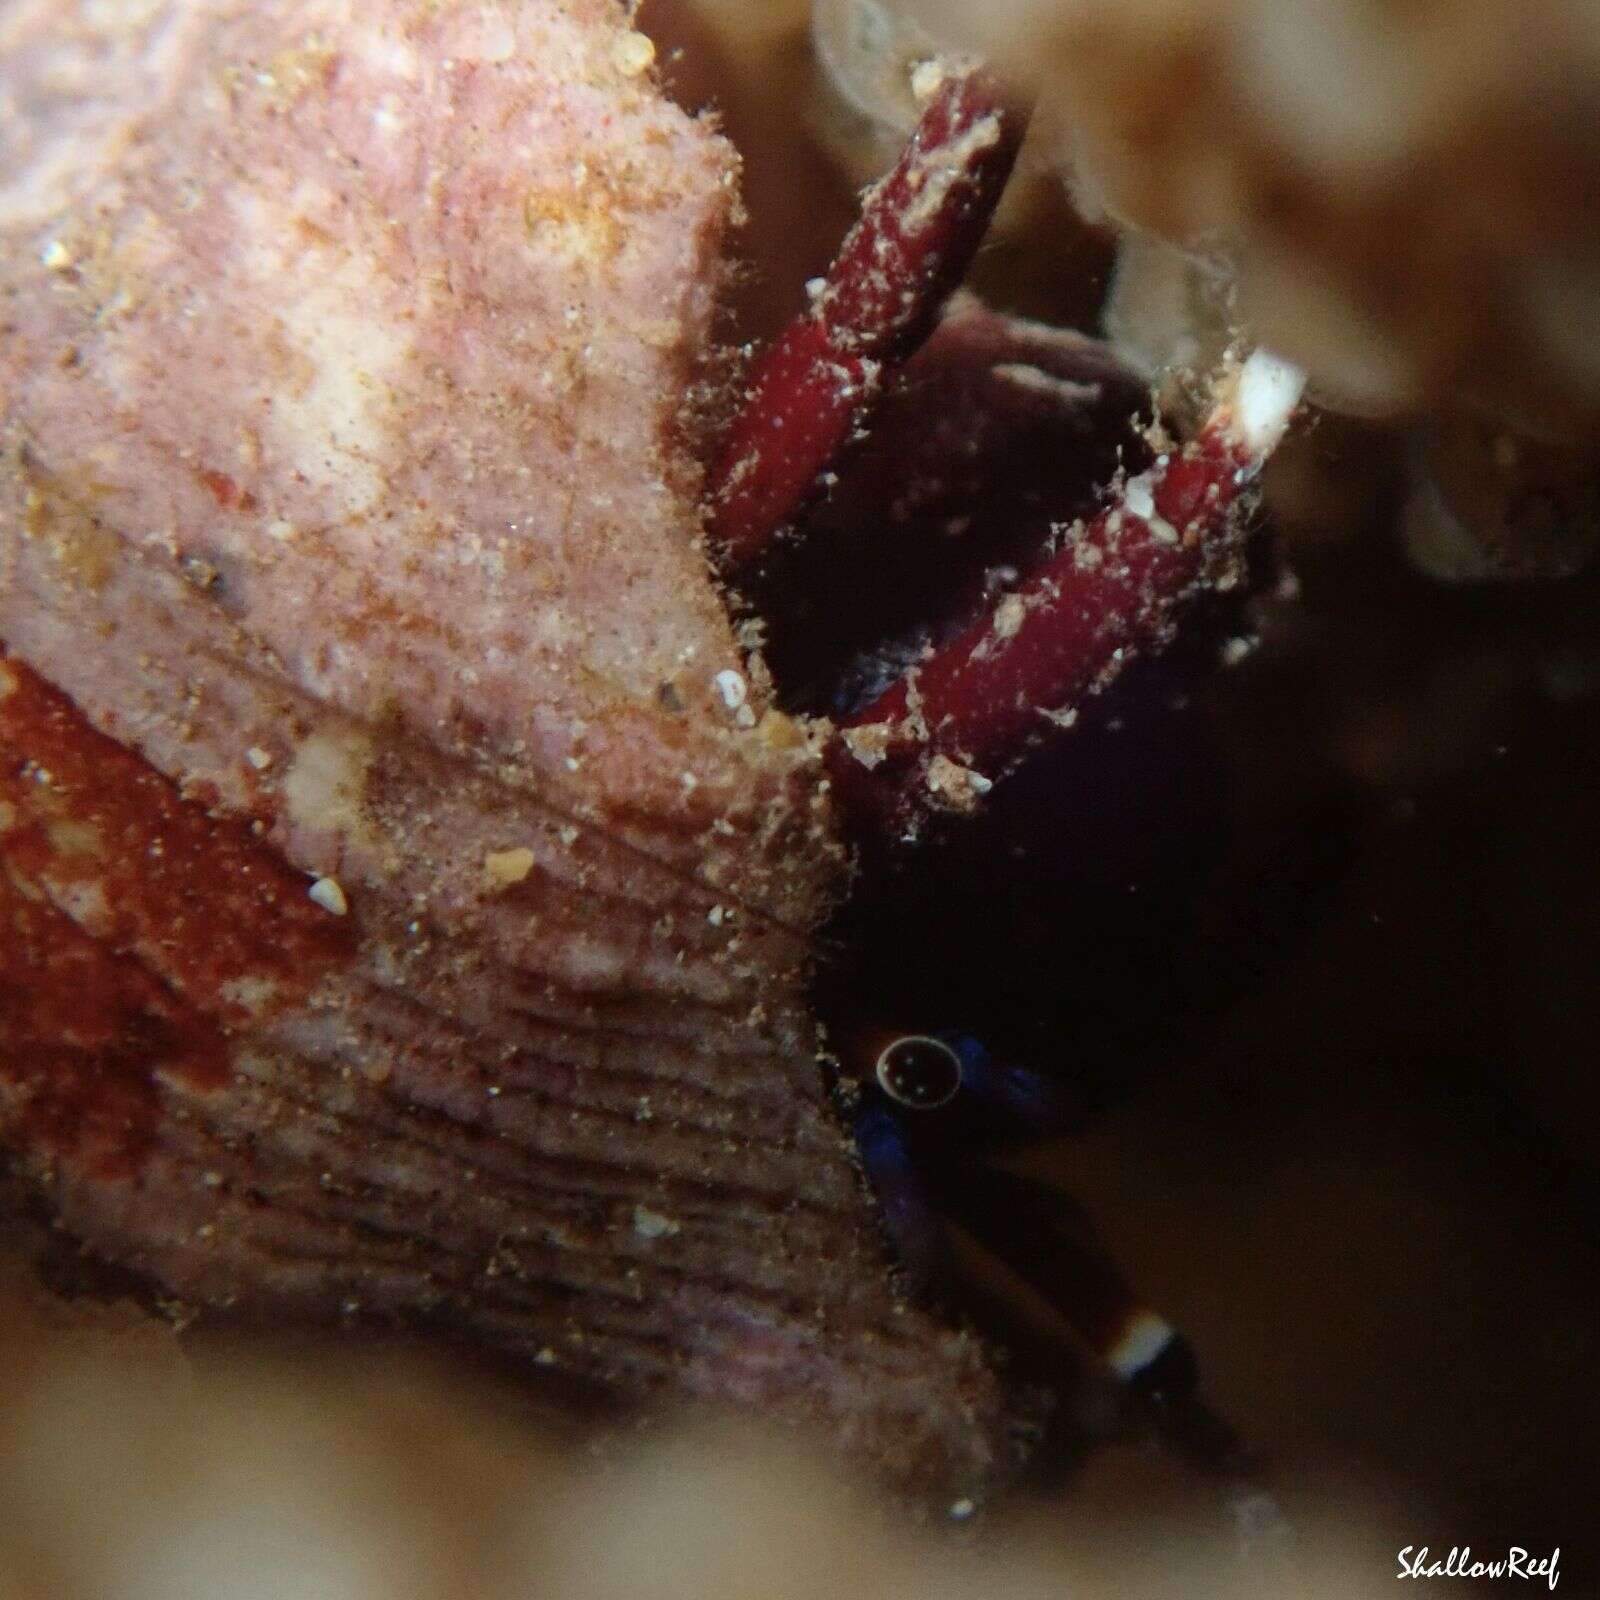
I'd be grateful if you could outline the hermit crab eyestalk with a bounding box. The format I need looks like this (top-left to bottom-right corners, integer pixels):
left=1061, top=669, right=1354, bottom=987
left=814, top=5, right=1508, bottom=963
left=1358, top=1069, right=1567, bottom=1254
left=874, top=1032, right=965, bottom=1109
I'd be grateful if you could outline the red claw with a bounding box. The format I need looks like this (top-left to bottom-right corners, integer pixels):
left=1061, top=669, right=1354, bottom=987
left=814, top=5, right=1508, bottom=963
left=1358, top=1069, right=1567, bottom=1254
left=705, top=50, right=1305, bottom=845
left=828, top=354, right=1306, bottom=842
left=707, top=64, right=1028, bottom=570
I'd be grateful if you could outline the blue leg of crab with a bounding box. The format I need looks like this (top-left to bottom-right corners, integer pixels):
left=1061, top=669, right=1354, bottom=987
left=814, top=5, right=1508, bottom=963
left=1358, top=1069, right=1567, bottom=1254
left=851, top=1096, right=955, bottom=1293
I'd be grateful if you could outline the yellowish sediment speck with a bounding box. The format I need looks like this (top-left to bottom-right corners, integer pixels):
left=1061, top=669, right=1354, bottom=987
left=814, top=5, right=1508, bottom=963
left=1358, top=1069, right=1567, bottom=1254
left=613, top=31, right=655, bottom=78
left=484, top=846, right=536, bottom=887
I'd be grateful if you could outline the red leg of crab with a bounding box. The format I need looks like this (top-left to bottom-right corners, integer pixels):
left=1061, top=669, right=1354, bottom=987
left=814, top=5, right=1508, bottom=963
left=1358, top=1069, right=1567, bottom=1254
left=706, top=64, right=1027, bottom=570
left=826, top=351, right=1306, bottom=841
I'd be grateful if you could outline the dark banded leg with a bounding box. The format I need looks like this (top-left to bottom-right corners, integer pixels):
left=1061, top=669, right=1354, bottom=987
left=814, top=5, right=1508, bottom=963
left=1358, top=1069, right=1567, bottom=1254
left=937, top=1159, right=1293, bottom=1548
left=933, top=1162, right=1199, bottom=1403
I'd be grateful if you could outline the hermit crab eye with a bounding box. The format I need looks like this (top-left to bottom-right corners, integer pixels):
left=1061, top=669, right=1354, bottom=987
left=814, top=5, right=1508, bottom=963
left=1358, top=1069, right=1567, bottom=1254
left=874, top=1033, right=963, bottom=1109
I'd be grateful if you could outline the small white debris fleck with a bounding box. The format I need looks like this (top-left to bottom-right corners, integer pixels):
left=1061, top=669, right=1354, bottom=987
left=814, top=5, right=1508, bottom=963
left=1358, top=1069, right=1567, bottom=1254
left=992, top=594, right=1026, bottom=640
left=308, top=876, right=348, bottom=916
left=1229, top=348, right=1307, bottom=458
left=41, top=239, right=72, bottom=271
left=949, top=1497, right=977, bottom=1520
left=632, top=1205, right=681, bottom=1240
left=680, top=770, right=698, bottom=791
left=804, top=276, right=827, bottom=303
left=484, top=846, right=536, bottom=886
left=613, top=30, right=656, bottom=76
left=1221, top=635, right=1257, bottom=668
left=1115, top=469, right=1181, bottom=542
left=534, top=1347, right=558, bottom=1366
left=910, top=58, right=949, bottom=103
left=707, top=905, right=726, bottom=927
left=713, top=668, right=748, bottom=711
left=245, top=746, right=273, bottom=771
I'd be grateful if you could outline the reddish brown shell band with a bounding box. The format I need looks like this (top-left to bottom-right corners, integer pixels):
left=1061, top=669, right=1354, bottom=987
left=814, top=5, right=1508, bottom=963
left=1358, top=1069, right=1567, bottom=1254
left=0, top=654, right=355, bottom=1178
left=707, top=65, right=1027, bottom=569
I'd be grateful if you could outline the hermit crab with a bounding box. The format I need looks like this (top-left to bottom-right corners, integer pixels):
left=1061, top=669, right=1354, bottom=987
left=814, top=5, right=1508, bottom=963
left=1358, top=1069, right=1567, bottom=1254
left=0, top=0, right=1302, bottom=1515
left=700, top=47, right=1305, bottom=1504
